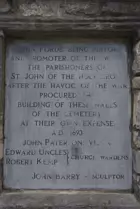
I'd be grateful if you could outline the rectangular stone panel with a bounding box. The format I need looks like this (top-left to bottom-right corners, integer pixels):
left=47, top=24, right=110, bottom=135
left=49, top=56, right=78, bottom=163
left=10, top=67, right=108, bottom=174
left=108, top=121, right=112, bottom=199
left=4, top=41, right=132, bottom=190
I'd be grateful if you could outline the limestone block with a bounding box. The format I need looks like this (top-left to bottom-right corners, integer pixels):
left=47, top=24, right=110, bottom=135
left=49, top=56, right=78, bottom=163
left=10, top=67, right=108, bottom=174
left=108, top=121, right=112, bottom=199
left=19, top=0, right=63, bottom=17
left=133, top=172, right=140, bottom=200
left=133, top=42, right=140, bottom=75
left=133, top=91, right=140, bottom=129
left=64, top=2, right=100, bottom=16
left=0, top=0, right=10, bottom=13
left=133, top=131, right=140, bottom=148
left=133, top=77, right=140, bottom=89
left=133, top=150, right=140, bottom=174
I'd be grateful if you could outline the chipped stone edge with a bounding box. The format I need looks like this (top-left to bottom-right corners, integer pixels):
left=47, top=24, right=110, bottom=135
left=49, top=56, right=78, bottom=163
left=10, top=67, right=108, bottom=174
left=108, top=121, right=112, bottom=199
left=132, top=40, right=140, bottom=202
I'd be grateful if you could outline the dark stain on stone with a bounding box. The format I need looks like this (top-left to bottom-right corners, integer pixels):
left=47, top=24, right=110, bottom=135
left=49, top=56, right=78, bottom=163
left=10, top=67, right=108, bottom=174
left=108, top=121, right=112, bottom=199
left=71, top=144, right=82, bottom=157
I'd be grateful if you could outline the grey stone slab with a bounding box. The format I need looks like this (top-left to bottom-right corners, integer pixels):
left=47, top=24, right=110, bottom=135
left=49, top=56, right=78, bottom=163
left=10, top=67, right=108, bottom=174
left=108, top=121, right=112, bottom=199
left=133, top=77, right=140, bottom=89
left=4, top=41, right=132, bottom=190
left=0, top=192, right=139, bottom=209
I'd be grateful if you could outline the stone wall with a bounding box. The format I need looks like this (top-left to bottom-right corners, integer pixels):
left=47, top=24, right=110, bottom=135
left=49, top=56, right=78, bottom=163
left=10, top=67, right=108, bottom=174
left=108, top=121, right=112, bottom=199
left=0, top=0, right=139, bottom=32
left=0, top=0, right=139, bottom=208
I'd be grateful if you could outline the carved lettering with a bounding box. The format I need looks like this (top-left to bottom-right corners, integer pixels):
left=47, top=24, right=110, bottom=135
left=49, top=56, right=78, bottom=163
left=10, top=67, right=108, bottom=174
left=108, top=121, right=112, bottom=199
left=4, top=41, right=131, bottom=190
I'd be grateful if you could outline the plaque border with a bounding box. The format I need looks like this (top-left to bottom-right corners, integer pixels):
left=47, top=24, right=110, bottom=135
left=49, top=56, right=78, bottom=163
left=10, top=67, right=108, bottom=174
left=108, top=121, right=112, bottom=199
left=3, top=37, right=133, bottom=191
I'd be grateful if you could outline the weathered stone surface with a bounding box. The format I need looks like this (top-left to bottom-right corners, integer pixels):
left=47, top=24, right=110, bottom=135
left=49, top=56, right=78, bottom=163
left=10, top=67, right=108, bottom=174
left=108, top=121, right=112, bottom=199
left=19, top=1, right=63, bottom=17
left=0, top=142, right=3, bottom=160
left=133, top=42, right=140, bottom=75
left=133, top=150, right=140, bottom=174
left=101, top=2, right=140, bottom=15
left=0, top=0, right=138, bottom=207
left=0, top=192, right=139, bottom=209
left=133, top=91, right=140, bottom=129
left=0, top=0, right=10, bottom=13
left=133, top=172, right=140, bottom=201
left=0, top=1, right=140, bottom=32
left=0, top=141, right=3, bottom=192
left=4, top=41, right=132, bottom=190
left=16, top=1, right=140, bottom=18
left=133, top=77, right=140, bottom=89
left=133, top=131, right=140, bottom=148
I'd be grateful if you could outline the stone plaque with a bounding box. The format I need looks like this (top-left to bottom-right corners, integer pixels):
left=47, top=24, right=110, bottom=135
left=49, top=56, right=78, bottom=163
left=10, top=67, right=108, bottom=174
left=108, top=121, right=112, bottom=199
left=4, top=41, right=132, bottom=189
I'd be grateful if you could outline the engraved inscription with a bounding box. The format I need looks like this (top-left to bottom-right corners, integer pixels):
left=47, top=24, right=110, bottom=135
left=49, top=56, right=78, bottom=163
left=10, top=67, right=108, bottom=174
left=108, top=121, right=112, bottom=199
left=4, top=42, right=132, bottom=189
